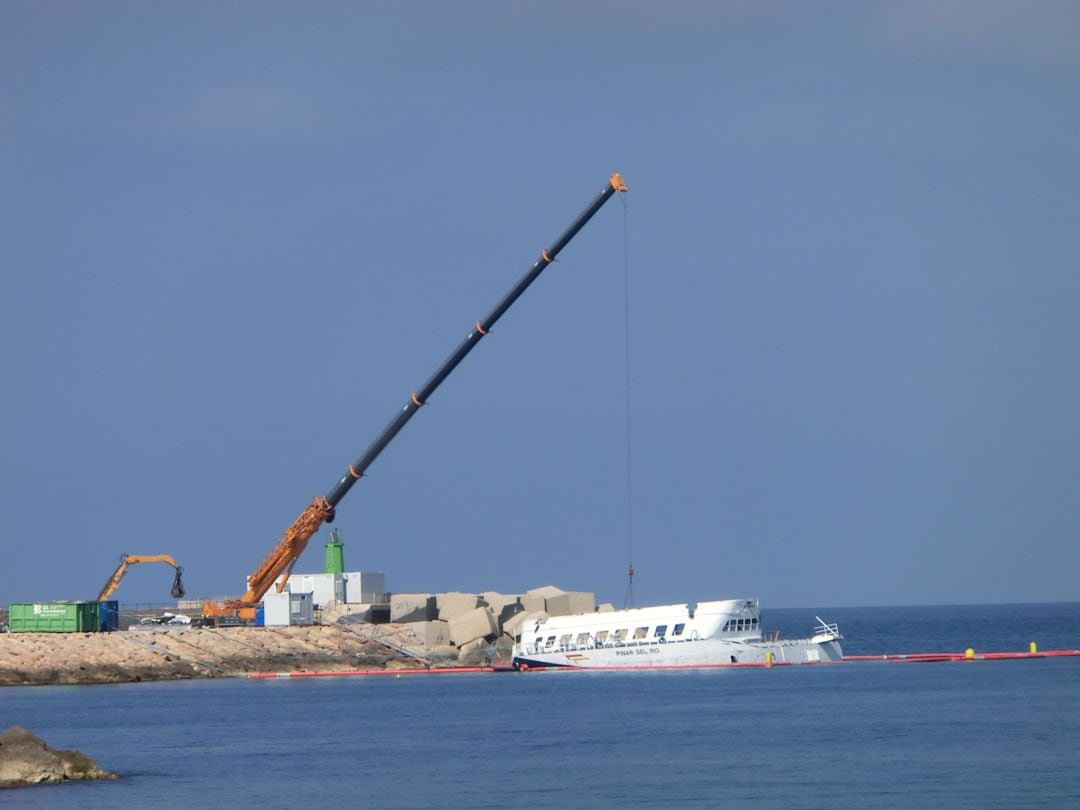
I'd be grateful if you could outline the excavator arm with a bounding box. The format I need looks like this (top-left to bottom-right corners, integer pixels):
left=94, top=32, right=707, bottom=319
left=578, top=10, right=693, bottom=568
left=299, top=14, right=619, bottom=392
left=97, top=554, right=185, bottom=601
left=203, top=173, right=628, bottom=621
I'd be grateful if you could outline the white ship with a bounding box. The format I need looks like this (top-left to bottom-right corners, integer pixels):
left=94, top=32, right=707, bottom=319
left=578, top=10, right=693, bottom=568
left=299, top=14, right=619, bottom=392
left=511, top=598, right=842, bottom=670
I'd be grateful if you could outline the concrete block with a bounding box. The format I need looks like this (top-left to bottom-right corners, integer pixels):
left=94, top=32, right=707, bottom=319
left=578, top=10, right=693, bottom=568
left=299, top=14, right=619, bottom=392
left=519, top=594, right=546, bottom=613
left=390, top=594, right=437, bottom=623
left=401, top=620, right=450, bottom=648
left=448, top=606, right=498, bottom=647
left=456, top=638, right=491, bottom=666
left=497, top=602, right=525, bottom=631
left=597, top=603, right=615, bottom=613
left=434, top=592, right=480, bottom=621
left=503, top=610, right=548, bottom=639
left=544, top=591, right=596, bottom=617
left=567, top=591, right=596, bottom=614
left=480, top=592, right=521, bottom=619
left=526, top=585, right=567, bottom=598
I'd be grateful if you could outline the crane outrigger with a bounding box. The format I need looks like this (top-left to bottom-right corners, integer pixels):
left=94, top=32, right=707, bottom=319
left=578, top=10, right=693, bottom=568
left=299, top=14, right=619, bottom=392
left=203, top=173, right=628, bottom=622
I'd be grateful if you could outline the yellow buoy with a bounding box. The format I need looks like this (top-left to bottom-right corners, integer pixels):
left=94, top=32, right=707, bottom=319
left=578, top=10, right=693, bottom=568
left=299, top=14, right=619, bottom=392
left=764, top=651, right=773, bottom=668
left=1030, top=642, right=1038, bottom=654
left=964, top=648, right=976, bottom=660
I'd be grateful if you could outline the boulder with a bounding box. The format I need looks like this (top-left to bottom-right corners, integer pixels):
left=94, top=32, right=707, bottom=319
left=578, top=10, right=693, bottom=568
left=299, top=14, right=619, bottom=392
left=455, top=638, right=492, bottom=666
left=0, top=725, right=117, bottom=788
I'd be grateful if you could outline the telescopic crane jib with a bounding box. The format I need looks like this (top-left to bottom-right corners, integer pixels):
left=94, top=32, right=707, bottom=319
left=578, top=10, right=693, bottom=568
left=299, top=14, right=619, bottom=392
left=203, top=173, right=628, bottom=622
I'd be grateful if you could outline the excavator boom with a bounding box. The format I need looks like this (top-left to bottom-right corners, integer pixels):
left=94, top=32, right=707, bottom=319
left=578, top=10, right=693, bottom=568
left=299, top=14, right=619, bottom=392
left=205, top=173, right=628, bottom=620
left=97, top=554, right=185, bottom=601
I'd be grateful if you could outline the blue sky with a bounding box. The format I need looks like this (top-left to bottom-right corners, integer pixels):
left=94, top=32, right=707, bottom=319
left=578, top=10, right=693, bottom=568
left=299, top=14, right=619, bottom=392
left=2, top=2, right=1078, bottom=609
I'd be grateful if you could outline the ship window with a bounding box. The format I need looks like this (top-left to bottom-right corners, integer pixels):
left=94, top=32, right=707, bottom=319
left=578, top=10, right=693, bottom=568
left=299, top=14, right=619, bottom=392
left=654, top=625, right=668, bottom=638
left=722, top=621, right=731, bottom=632
left=559, top=634, right=572, bottom=648
left=595, top=630, right=609, bottom=645
left=672, top=623, right=685, bottom=636
left=576, top=633, right=591, bottom=646
left=752, top=617, right=758, bottom=627
left=544, top=635, right=556, bottom=647
left=633, top=626, right=648, bottom=640
left=613, top=628, right=628, bottom=642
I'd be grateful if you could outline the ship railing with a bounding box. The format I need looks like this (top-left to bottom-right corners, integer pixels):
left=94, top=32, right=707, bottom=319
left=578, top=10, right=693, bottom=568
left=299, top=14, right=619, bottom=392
left=813, top=617, right=841, bottom=639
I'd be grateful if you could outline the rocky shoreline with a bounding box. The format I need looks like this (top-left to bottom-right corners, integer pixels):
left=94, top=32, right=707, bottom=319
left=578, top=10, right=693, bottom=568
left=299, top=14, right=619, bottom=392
left=0, top=623, right=503, bottom=687
left=0, top=726, right=117, bottom=788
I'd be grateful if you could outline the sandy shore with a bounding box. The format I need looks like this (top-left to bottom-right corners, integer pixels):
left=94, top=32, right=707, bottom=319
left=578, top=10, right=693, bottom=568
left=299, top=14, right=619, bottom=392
left=0, top=624, right=473, bottom=686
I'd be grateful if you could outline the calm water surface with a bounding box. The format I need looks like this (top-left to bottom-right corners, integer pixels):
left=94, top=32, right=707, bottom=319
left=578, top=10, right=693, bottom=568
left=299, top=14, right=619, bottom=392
left=2, top=603, right=1078, bottom=809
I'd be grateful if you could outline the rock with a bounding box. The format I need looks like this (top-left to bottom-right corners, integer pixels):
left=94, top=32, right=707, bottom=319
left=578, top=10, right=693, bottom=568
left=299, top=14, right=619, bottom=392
left=0, top=725, right=117, bottom=789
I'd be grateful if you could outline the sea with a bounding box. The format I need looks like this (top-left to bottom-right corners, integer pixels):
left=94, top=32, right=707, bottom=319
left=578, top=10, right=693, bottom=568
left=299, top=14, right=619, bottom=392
left=2, top=602, right=1078, bottom=809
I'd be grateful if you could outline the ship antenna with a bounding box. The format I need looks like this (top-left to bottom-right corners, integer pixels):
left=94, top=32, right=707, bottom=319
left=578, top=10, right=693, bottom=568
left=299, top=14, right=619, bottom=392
left=621, top=190, right=636, bottom=610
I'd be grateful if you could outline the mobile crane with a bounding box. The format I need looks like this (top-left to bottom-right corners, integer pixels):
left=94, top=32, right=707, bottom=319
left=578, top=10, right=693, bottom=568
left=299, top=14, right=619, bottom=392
left=203, top=173, right=628, bottom=622
left=97, top=554, right=185, bottom=601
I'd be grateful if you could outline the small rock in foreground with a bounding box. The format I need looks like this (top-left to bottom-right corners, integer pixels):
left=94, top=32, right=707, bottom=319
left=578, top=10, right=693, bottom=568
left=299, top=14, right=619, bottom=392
left=0, top=725, right=118, bottom=789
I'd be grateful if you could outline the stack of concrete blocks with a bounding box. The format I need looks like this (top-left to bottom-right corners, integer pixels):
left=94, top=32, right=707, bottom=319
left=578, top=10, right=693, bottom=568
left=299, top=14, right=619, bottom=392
left=434, top=592, right=480, bottom=622
left=448, top=606, right=499, bottom=660
left=525, top=585, right=596, bottom=617
left=480, top=592, right=526, bottom=631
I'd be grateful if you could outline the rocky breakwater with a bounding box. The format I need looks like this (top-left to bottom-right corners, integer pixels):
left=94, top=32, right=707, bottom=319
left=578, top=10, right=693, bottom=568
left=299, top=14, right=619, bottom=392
left=0, top=726, right=117, bottom=789
left=0, top=626, right=402, bottom=686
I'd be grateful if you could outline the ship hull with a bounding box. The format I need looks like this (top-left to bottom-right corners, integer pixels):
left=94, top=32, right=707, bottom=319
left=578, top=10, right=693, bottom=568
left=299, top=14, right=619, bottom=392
left=510, top=598, right=843, bottom=671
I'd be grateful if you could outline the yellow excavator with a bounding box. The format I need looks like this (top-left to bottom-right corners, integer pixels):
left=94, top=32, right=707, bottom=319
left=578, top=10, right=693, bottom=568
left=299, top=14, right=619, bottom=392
left=97, top=554, right=185, bottom=601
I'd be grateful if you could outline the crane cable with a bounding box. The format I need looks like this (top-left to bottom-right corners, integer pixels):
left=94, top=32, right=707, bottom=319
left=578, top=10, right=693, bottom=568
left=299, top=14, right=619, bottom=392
left=620, top=191, right=635, bottom=610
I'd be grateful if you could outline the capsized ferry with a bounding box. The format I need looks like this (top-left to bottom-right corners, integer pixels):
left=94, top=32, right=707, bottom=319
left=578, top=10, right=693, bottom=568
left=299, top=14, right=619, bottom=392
left=511, top=598, right=842, bottom=670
